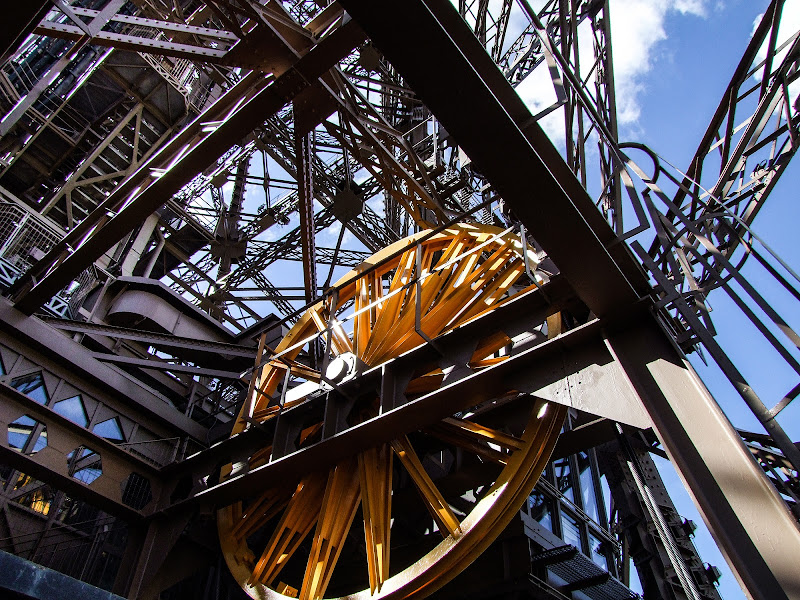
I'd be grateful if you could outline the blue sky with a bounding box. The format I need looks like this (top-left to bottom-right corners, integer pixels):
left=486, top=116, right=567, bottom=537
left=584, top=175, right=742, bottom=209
left=570, top=1, right=799, bottom=598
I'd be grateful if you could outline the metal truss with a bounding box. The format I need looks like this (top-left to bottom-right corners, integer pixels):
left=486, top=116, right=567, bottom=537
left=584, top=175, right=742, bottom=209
left=0, top=1, right=799, bottom=599
left=617, top=0, right=800, bottom=486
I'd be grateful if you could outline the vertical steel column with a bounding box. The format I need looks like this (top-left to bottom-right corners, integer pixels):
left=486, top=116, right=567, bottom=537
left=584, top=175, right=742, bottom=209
left=209, top=156, right=250, bottom=321
left=599, top=434, right=723, bottom=600
left=112, top=513, right=193, bottom=599
left=594, top=0, right=623, bottom=233
left=294, top=130, right=318, bottom=305
left=606, top=314, right=800, bottom=600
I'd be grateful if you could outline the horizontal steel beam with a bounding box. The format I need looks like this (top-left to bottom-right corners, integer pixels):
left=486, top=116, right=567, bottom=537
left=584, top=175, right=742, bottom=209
left=249, top=242, right=373, bottom=267
left=0, top=382, right=159, bottom=520
left=90, top=352, right=243, bottom=380
left=66, top=7, right=239, bottom=40
left=0, top=299, right=207, bottom=441
left=158, top=279, right=650, bottom=514
left=44, top=319, right=257, bottom=359
left=34, top=22, right=230, bottom=61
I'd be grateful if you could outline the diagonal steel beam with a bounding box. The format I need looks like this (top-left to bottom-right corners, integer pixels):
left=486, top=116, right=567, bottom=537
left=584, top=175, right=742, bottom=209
left=43, top=318, right=257, bottom=359
left=89, top=353, right=243, bottom=380
left=606, top=316, right=800, bottom=600
left=10, top=19, right=366, bottom=316
left=670, top=0, right=799, bottom=255
left=337, top=3, right=800, bottom=599
left=338, top=0, right=648, bottom=318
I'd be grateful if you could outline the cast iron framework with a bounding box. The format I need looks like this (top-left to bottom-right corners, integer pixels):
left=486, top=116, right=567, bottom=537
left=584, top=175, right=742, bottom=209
left=0, top=1, right=797, bottom=600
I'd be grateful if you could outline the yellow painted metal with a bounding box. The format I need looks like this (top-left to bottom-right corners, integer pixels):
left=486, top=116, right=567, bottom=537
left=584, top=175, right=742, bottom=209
left=218, top=224, right=565, bottom=600
left=391, top=435, right=461, bottom=537
left=359, top=444, right=392, bottom=594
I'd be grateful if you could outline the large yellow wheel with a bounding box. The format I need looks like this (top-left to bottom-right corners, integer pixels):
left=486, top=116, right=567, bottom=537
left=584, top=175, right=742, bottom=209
left=218, top=223, right=565, bottom=600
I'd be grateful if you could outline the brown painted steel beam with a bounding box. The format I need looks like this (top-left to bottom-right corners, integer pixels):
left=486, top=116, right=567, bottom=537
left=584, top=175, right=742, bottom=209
left=32, top=21, right=230, bottom=62
left=0, top=382, right=159, bottom=520
left=0, top=299, right=207, bottom=441
left=56, top=6, right=239, bottom=41
left=89, top=353, right=243, bottom=380
left=294, top=130, right=318, bottom=305
left=606, top=316, right=800, bottom=600
left=10, top=19, right=366, bottom=315
left=44, top=318, right=257, bottom=360
left=338, top=0, right=650, bottom=319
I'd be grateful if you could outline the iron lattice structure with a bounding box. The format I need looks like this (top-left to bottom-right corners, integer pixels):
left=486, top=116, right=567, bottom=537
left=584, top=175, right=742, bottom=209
left=0, top=1, right=798, bottom=600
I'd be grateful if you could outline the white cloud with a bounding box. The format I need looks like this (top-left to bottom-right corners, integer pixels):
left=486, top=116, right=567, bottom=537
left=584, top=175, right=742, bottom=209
left=515, top=64, right=565, bottom=147
left=513, top=0, right=711, bottom=143
left=318, top=220, right=354, bottom=247
left=609, top=0, right=710, bottom=126
left=609, top=1, right=667, bottom=125
left=674, top=0, right=708, bottom=17
left=752, top=3, right=800, bottom=97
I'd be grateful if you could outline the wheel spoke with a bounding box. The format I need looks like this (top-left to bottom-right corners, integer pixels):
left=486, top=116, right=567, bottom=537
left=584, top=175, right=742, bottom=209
left=425, top=417, right=525, bottom=465
left=249, top=445, right=273, bottom=469
left=422, top=245, right=516, bottom=333
left=300, top=457, right=362, bottom=600
left=273, top=356, right=321, bottom=383
left=370, top=248, right=477, bottom=363
left=250, top=475, right=327, bottom=587
left=392, top=435, right=461, bottom=537
left=232, top=486, right=294, bottom=542
left=365, top=247, right=417, bottom=362
left=247, top=313, right=318, bottom=421
left=354, top=274, right=372, bottom=357
left=219, top=225, right=563, bottom=600
left=367, top=236, right=475, bottom=363
left=379, top=243, right=520, bottom=360
left=405, top=368, right=445, bottom=396
left=358, top=444, right=393, bottom=593
left=310, top=305, right=352, bottom=356
left=456, top=258, right=524, bottom=325
left=470, top=332, right=512, bottom=362
left=547, top=311, right=563, bottom=338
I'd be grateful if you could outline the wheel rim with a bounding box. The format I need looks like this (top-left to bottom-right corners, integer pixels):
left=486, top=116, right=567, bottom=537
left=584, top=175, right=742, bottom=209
left=218, top=223, right=566, bottom=600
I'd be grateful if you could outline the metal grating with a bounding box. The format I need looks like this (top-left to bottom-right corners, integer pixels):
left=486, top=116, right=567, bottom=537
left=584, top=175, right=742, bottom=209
left=532, top=544, right=640, bottom=600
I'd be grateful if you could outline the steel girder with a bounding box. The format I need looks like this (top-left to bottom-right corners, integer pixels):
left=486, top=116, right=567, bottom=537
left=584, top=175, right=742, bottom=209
left=331, top=1, right=800, bottom=599
left=9, top=16, right=366, bottom=315
left=0, top=298, right=207, bottom=441
left=43, top=318, right=258, bottom=360
left=33, top=9, right=237, bottom=63
left=338, top=0, right=647, bottom=318
left=642, top=0, right=800, bottom=300
left=673, top=0, right=799, bottom=235
left=0, top=381, right=156, bottom=521
left=598, top=434, right=724, bottom=600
